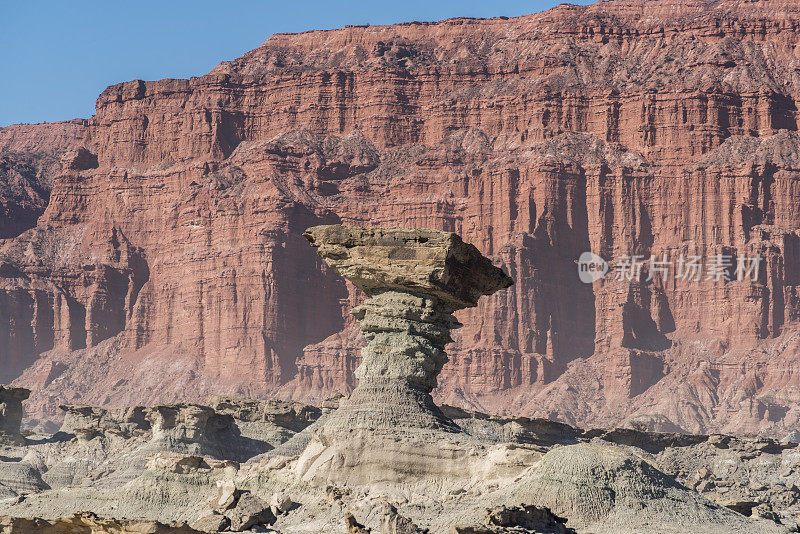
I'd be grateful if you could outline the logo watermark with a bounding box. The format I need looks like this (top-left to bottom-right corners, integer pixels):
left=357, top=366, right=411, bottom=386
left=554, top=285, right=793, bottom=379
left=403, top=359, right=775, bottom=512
left=577, top=252, right=762, bottom=284
left=578, top=251, right=609, bottom=283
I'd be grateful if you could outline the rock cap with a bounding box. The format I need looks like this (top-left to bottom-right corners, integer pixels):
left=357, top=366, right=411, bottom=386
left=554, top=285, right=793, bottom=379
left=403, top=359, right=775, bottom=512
left=303, top=225, right=513, bottom=309
left=0, top=386, right=30, bottom=402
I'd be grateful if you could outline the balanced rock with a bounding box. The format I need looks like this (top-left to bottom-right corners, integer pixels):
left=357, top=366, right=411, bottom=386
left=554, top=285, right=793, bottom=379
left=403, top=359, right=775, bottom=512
left=303, top=225, right=513, bottom=310
left=304, top=225, right=511, bottom=431
left=298, top=225, right=512, bottom=483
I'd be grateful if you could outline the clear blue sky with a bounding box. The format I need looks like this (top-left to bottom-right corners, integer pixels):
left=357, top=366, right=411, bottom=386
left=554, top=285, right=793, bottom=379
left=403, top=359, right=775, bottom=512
left=1, top=0, right=595, bottom=127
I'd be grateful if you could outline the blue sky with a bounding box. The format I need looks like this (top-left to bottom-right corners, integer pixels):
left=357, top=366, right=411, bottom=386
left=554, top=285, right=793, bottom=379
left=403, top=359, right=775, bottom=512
left=1, top=0, right=595, bottom=127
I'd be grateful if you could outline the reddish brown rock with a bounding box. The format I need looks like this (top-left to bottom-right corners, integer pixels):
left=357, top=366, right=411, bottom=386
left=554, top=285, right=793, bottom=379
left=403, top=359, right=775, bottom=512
left=2, top=0, right=800, bottom=434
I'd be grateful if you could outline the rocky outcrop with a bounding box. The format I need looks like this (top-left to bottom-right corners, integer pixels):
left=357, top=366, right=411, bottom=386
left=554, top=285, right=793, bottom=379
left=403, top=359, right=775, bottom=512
left=4, top=0, right=800, bottom=435
left=451, top=505, right=574, bottom=534
left=512, top=444, right=787, bottom=534
left=0, top=386, right=29, bottom=444
left=0, top=513, right=201, bottom=533
left=56, top=401, right=300, bottom=464
left=205, top=396, right=321, bottom=450
left=0, top=393, right=797, bottom=533
left=298, top=225, right=511, bottom=483
left=59, top=405, right=149, bottom=439
left=205, top=397, right=320, bottom=428
left=303, top=225, right=512, bottom=433
left=0, top=153, right=57, bottom=239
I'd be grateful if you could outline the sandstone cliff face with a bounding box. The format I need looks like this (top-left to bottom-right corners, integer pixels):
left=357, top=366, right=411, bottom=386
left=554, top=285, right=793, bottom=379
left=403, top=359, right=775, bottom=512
left=3, top=0, right=800, bottom=434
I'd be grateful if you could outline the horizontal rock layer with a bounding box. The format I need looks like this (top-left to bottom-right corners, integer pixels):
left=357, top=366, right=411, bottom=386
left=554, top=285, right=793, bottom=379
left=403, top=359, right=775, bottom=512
left=2, top=0, right=800, bottom=433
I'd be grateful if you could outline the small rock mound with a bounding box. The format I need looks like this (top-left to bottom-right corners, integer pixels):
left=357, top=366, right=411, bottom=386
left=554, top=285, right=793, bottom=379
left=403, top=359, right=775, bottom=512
left=512, top=444, right=787, bottom=534
left=451, top=504, right=574, bottom=533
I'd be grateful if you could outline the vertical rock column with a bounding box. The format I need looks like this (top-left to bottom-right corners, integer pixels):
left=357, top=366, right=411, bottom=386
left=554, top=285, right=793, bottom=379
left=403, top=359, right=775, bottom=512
left=344, top=290, right=462, bottom=430
left=0, top=386, right=30, bottom=444
left=303, top=225, right=513, bottom=434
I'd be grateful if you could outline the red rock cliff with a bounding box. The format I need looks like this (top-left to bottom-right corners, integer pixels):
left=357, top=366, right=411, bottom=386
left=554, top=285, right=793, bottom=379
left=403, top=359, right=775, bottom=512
left=2, top=0, right=800, bottom=434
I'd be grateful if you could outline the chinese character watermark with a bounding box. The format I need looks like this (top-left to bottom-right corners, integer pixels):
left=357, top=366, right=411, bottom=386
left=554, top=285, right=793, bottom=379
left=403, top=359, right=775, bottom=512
left=577, top=252, right=762, bottom=284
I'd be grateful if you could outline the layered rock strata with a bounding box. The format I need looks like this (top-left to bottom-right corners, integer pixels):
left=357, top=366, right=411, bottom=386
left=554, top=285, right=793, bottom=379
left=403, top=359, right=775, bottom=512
left=0, top=393, right=795, bottom=533
left=299, top=225, right=512, bottom=482
left=303, top=225, right=511, bottom=431
left=5, top=0, right=800, bottom=434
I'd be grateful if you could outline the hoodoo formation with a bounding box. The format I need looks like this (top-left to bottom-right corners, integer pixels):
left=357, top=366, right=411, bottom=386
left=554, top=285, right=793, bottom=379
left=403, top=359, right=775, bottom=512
left=298, top=225, right=513, bottom=483
left=303, top=224, right=512, bottom=431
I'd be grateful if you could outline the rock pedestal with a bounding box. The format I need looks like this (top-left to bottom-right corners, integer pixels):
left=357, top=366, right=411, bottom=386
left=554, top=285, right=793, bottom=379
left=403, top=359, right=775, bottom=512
left=298, top=225, right=512, bottom=482
left=344, top=290, right=462, bottom=431
left=0, top=386, right=30, bottom=444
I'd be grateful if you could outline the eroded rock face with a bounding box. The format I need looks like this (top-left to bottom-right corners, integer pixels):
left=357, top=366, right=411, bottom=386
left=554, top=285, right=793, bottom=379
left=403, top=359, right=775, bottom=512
left=59, top=405, right=148, bottom=439
left=0, top=394, right=796, bottom=533
left=304, top=225, right=512, bottom=432
left=5, top=0, right=800, bottom=435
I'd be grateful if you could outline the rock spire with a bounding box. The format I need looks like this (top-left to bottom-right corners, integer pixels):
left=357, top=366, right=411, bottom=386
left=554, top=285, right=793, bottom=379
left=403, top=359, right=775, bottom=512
left=303, top=225, right=512, bottom=432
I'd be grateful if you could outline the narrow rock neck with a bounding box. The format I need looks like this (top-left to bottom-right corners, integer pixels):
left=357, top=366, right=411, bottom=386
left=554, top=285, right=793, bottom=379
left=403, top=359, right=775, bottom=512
left=351, top=289, right=460, bottom=394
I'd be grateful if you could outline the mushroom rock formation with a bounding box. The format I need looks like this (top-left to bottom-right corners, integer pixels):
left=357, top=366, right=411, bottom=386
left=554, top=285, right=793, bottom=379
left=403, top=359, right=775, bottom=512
left=297, top=225, right=512, bottom=483
left=0, top=386, right=30, bottom=444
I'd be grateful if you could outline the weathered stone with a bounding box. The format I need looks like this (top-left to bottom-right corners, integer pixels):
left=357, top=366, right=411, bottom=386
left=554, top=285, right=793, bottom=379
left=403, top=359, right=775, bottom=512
left=270, top=492, right=293, bottom=514
left=303, top=225, right=513, bottom=310
left=449, top=504, right=575, bottom=534
left=0, top=512, right=202, bottom=533
left=224, top=492, right=274, bottom=532
left=0, top=386, right=29, bottom=444
left=59, top=404, right=149, bottom=439
left=0, top=394, right=792, bottom=533
left=212, top=479, right=238, bottom=511
left=60, top=147, right=98, bottom=171
left=205, top=396, right=320, bottom=430
left=345, top=513, right=371, bottom=534
left=297, top=225, right=512, bottom=484
left=484, top=504, right=573, bottom=532
left=143, top=404, right=238, bottom=458
left=380, top=503, right=428, bottom=533
left=304, top=225, right=512, bottom=433
left=145, top=453, right=207, bottom=474
left=707, top=496, right=760, bottom=517
left=190, top=509, right=231, bottom=533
